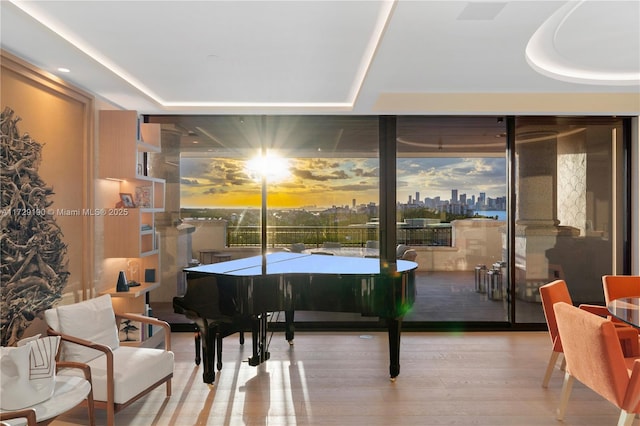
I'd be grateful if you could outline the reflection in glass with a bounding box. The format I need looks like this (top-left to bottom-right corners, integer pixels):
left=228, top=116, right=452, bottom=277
left=514, top=117, right=625, bottom=323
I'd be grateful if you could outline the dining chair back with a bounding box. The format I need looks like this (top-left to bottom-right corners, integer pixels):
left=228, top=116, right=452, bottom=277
left=602, top=275, right=640, bottom=303
left=538, top=279, right=633, bottom=387
left=553, top=302, right=640, bottom=425
left=539, top=280, right=571, bottom=387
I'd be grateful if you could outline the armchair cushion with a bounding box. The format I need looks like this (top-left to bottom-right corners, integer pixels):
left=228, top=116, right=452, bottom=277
left=44, top=295, right=119, bottom=363
left=59, top=346, right=174, bottom=404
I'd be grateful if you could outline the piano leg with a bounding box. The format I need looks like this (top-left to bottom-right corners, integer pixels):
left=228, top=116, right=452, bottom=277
left=216, top=332, right=223, bottom=371
left=249, top=316, right=259, bottom=365
left=248, top=313, right=271, bottom=366
left=387, top=317, right=402, bottom=381
left=195, top=328, right=201, bottom=366
left=285, top=310, right=295, bottom=343
left=201, top=322, right=217, bottom=385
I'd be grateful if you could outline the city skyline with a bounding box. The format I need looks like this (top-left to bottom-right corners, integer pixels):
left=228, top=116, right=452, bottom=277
left=180, top=156, right=506, bottom=209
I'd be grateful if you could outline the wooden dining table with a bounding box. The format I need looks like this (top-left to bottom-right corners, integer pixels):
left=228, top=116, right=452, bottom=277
left=607, top=297, right=640, bottom=327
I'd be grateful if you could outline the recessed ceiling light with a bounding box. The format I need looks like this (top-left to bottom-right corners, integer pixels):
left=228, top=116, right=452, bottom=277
left=57, top=67, right=70, bottom=73
left=192, top=140, right=199, bottom=144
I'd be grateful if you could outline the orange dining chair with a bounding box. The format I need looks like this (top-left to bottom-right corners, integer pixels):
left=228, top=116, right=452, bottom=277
left=553, top=302, right=640, bottom=425
left=602, top=276, right=640, bottom=329
left=603, top=275, right=640, bottom=304
left=539, top=280, right=638, bottom=388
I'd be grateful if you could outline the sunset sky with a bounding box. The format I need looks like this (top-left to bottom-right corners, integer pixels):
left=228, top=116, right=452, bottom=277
left=180, top=156, right=506, bottom=209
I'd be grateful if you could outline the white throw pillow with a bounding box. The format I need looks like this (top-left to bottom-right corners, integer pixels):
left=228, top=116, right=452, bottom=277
left=55, top=294, right=120, bottom=363
left=0, top=335, right=60, bottom=410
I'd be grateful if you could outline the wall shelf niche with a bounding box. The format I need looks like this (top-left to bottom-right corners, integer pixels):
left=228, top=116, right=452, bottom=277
left=99, top=110, right=166, bottom=259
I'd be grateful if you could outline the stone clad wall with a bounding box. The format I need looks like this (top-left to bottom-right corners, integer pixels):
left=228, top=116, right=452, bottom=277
left=413, top=219, right=504, bottom=272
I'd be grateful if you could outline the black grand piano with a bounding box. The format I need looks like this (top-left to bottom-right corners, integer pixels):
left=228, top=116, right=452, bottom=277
left=174, top=252, right=417, bottom=385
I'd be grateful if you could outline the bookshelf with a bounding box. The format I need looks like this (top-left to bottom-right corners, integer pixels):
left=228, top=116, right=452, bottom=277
left=99, top=110, right=165, bottom=258
left=99, top=110, right=166, bottom=348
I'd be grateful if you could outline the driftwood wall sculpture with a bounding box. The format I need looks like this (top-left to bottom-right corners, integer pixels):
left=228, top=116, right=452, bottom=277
left=1, top=107, right=69, bottom=346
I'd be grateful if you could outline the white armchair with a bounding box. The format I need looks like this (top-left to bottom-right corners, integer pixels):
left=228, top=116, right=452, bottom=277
left=0, top=369, right=94, bottom=426
left=44, top=294, right=174, bottom=426
left=0, top=351, right=94, bottom=426
left=0, top=408, right=36, bottom=426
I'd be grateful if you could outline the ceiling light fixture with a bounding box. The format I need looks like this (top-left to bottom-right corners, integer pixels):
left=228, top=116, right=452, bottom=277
left=526, top=0, right=640, bottom=85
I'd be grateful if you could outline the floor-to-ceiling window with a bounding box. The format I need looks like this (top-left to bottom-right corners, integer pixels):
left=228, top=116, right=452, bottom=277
left=167, top=115, right=381, bottom=322
left=149, top=114, right=630, bottom=329
left=396, top=117, right=510, bottom=324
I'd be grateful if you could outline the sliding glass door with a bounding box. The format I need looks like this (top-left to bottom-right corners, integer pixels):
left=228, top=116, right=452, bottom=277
left=513, top=117, right=627, bottom=323
left=395, top=117, right=509, bottom=324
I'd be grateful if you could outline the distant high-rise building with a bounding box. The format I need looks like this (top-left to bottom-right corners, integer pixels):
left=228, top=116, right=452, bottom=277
left=424, top=197, right=434, bottom=208
left=479, top=192, right=486, bottom=206
left=408, top=195, right=413, bottom=204
left=352, top=199, right=356, bottom=208
left=451, top=189, right=458, bottom=203
left=415, top=192, right=420, bottom=204
left=459, top=193, right=466, bottom=205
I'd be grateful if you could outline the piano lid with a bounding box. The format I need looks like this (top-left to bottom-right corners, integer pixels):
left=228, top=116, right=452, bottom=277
left=185, top=252, right=417, bottom=277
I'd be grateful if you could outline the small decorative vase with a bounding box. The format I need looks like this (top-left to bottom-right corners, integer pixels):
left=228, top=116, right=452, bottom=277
left=116, top=270, right=129, bottom=292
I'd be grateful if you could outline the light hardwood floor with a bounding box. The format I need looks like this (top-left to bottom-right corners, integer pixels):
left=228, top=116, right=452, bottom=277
left=53, top=331, right=633, bottom=425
